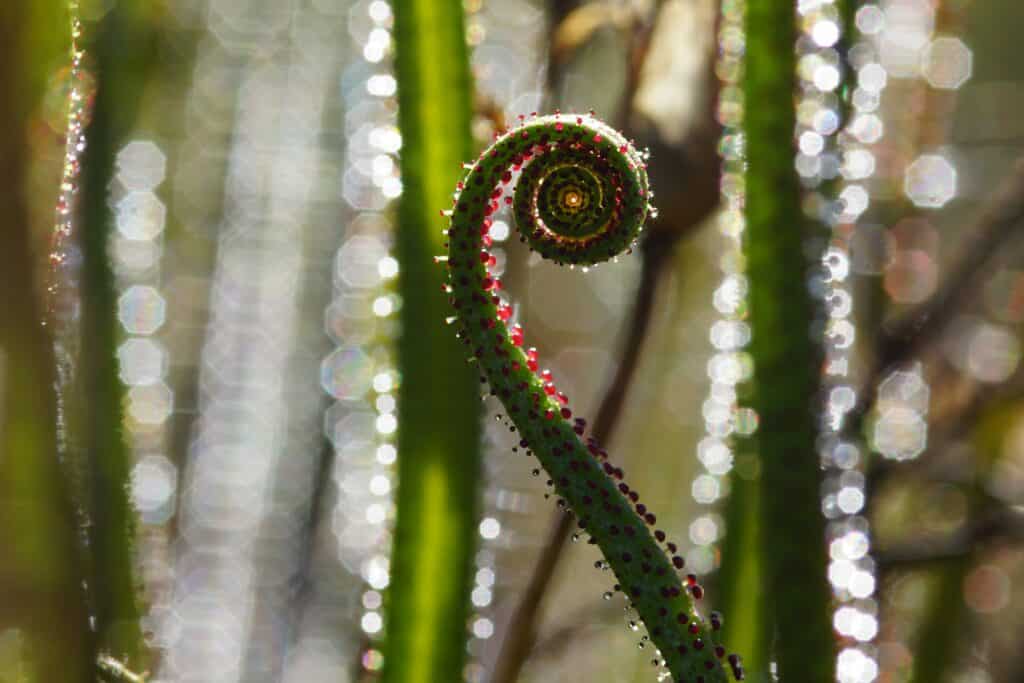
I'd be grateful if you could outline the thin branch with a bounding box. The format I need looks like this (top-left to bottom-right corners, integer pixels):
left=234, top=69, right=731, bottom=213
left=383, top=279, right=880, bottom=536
left=876, top=505, right=1024, bottom=575
left=850, top=158, right=1024, bottom=428
left=868, top=362, right=1024, bottom=494
left=615, top=0, right=669, bottom=128
left=527, top=602, right=622, bottom=662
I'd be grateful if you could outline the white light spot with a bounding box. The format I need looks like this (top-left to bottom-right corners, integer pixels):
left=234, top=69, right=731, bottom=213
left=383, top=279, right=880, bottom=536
left=373, top=296, right=394, bottom=316
left=490, top=220, right=510, bottom=241
left=472, top=617, right=494, bottom=639
left=375, top=413, right=398, bottom=435
left=812, top=20, right=840, bottom=47
left=369, top=475, right=391, bottom=496
left=378, top=256, right=399, bottom=279
left=361, top=612, right=383, bottom=634
left=479, top=517, right=501, bottom=540
left=367, top=74, right=397, bottom=97
left=904, top=154, right=957, bottom=208
left=377, top=444, right=397, bottom=464
left=921, top=36, right=972, bottom=90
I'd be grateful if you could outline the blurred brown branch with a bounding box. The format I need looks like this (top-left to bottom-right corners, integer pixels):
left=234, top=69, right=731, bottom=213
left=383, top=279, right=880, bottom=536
left=852, top=158, right=1024, bottom=428
left=868, top=363, right=1024, bottom=493
left=876, top=504, right=1024, bottom=575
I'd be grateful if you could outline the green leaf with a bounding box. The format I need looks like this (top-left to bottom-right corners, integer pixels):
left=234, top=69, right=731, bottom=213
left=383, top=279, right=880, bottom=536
left=0, top=3, right=97, bottom=680
left=382, top=2, right=484, bottom=682
left=76, top=1, right=163, bottom=668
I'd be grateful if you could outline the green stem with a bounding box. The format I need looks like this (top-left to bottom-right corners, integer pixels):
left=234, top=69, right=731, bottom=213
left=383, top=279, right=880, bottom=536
left=907, top=403, right=1017, bottom=683
left=443, top=113, right=741, bottom=681
left=905, top=555, right=970, bottom=683
left=743, top=0, right=834, bottom=680
left=716, top=471, right=766, bottom=681
left=0, top=3, right=96, bottom=680
left=382, top=1, right=484, bottom=682
left=77, top=1, right=160, bottom=667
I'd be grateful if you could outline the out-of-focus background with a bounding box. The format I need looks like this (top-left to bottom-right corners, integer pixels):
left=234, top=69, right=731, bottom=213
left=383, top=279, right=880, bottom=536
left=4, top=0, right=1024, bottom=682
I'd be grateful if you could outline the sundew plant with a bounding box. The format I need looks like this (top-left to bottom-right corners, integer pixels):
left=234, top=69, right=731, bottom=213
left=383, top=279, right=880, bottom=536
left=3, top=1, right=1024, bottom=683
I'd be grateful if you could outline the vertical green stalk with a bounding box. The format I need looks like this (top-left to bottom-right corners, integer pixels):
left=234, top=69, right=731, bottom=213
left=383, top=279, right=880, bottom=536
left=716, top=472, right=766, bottom=681
left=0, top=2, right=96, bottom=681
left=384, top=2, right=482, bottom=682
left=907, top=404, right=1015, bottom=683
left=77, top=1, right=159, bottom=668
left=743, top=0, right=834, bottom=680
left=905, top=556, right=970, bottom=683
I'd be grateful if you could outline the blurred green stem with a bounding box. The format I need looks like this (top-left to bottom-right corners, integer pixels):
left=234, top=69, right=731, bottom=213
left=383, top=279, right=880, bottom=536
left=906, top=555, right=970, bottom=683
left=716, top=470, right=766, bottom=681
left=906, top=404, right=1017, bottom=683
left=0, top=2, right=96, bottom=680
left=743, top=0, right=834, bottom=680
left=77, top=1, right=160, bottom=667
left=383, top=1, right=483, bottom=682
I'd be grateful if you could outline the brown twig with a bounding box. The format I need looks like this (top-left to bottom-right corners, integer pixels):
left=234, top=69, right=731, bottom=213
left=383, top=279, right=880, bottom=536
left=615, top=0, right=668, bottom=129
left=526, top=601, right=622, bottom=662
left=868, top=363, right=1024, bottom=494
left=876, top=502, right=1024, bottom=576
left=850, top=158, right=1024, bottom=430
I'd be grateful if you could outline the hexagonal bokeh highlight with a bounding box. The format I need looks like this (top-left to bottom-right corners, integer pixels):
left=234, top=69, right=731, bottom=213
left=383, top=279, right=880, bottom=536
left=117, top=338, right=168, bottom=386
left=877, top=370, right=930, bottom=414
left=321, top=346, right=375, bottom=400
left=131, top=454, right=178, bottom=524
left=904, top=154, right=957, bottom=208
left=116, top=140, right=167, bottom=190
left=127, top=381, right=174, bottom=425
left=118, top=285, right=167, bottom=334
left=324, top=298, right=376, bottom=345
left=872, top=407, right=927, bottom=461
left=336, top=234, right=387, bottom=288
left=921, top=37, right=972, bottom=90
left=966, top=322, right=1021, bottom=383
left=117, top=191, right=167, bottom=240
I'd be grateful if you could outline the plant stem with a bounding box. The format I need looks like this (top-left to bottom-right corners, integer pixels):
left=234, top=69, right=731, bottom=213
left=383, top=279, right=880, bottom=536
left=0, top=3, right=96, bottom=680
left=716, top=470, right=765, bottom=681
left=906, top=555, right=971, bottom=683
left=383, top=1, right=483, bottom=682
left=905, top=401, right=1020, bottom=683
left=743, top=0, right=834, bottom=679
left=77, top=1, right=159, bottom=667
left=491, top=241, right=671, bottom=683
